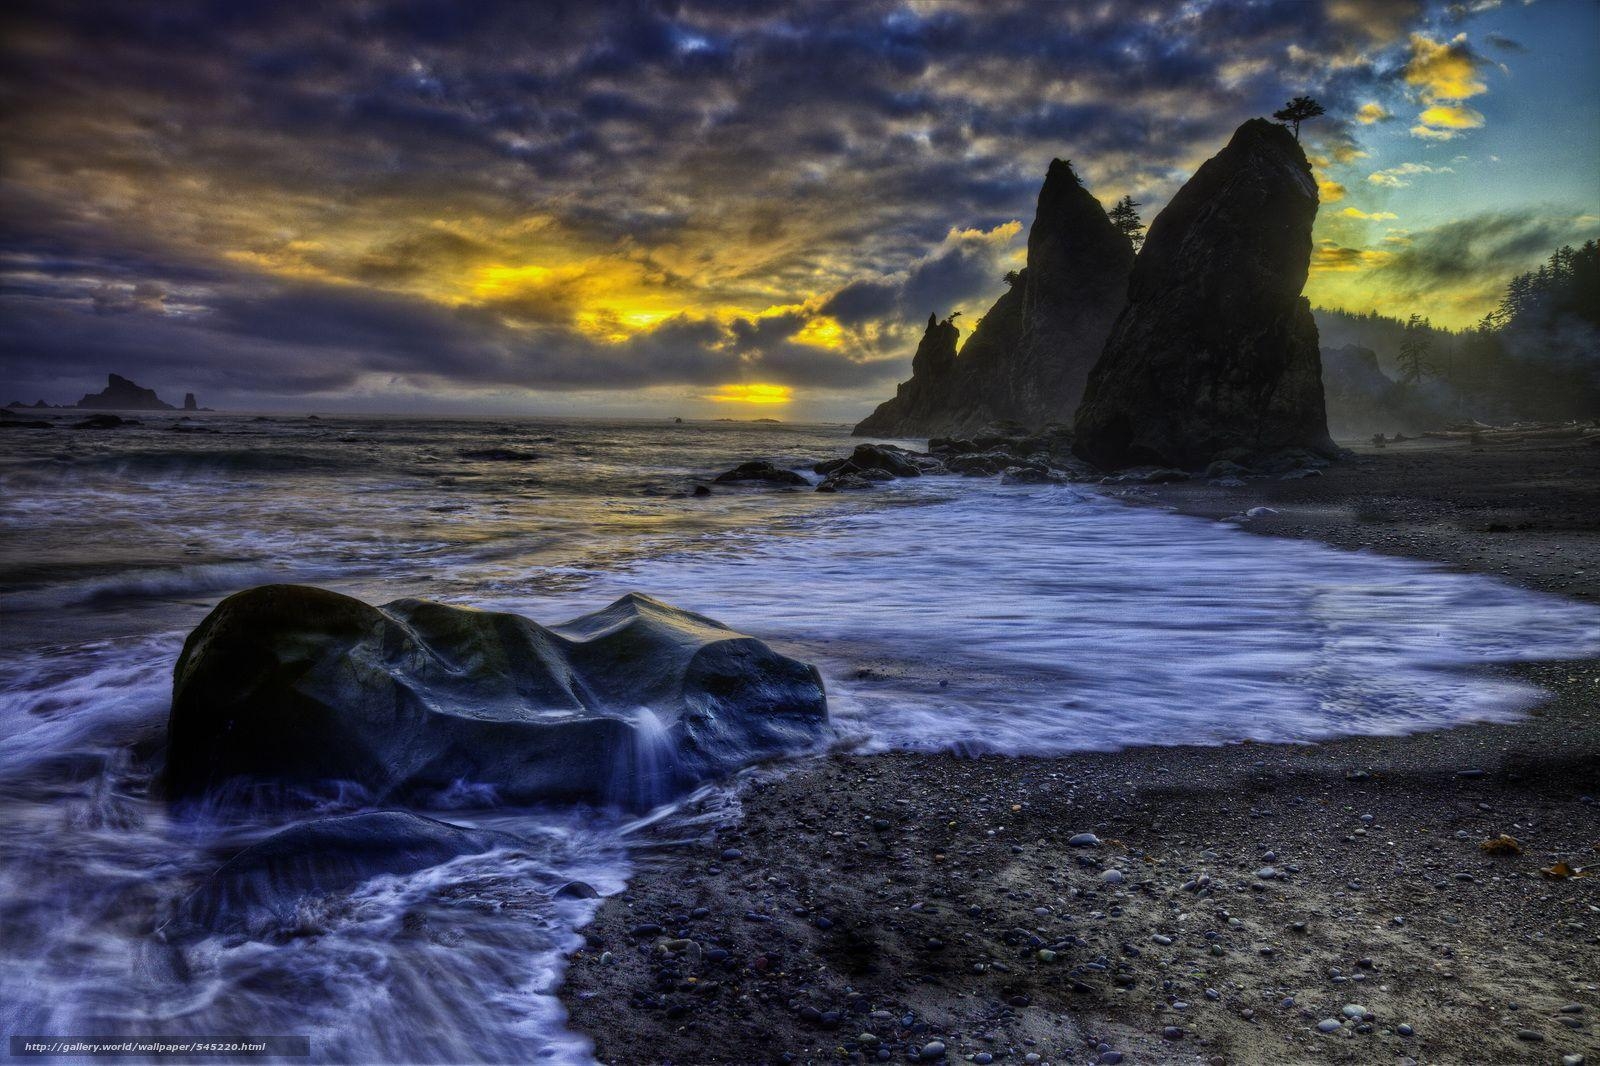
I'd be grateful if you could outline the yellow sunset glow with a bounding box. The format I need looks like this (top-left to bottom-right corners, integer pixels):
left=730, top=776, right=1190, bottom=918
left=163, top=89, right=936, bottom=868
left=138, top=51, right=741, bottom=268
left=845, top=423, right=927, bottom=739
left=707, top=383, right=794, bottom=405
left=793, top=315, right=845, bottom=348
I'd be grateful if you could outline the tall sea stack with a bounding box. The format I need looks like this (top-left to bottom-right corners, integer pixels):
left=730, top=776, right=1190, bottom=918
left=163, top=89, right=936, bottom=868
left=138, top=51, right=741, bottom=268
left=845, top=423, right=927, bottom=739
left=1073, top=119, right=1335, bottom=469
left=854, top=161, right=1133, bottom=438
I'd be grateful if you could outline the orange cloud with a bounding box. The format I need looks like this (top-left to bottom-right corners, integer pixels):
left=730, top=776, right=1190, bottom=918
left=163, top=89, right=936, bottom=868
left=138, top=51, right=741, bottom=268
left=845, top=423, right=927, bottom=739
left=1355, top=102, right=1391, bottom=124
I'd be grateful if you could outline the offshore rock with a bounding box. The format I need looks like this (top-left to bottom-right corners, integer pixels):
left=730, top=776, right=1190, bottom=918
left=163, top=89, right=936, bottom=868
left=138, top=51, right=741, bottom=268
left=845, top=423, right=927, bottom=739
left=1074, top=119, right=1336, bottom=470
left=166, top=585, right=828, bottom=809
left=854, top=161, right=1133, bottom=438
left=76, top=373, right=176, bottom=411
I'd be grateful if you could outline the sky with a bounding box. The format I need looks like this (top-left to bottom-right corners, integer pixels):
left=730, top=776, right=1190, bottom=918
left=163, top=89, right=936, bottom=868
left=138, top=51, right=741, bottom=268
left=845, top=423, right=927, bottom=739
left=1, top=0, right=1596, bottom=420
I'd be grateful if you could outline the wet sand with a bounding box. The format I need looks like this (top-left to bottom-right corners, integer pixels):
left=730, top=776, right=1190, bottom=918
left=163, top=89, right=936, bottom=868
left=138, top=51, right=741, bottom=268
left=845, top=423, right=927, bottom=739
left=560, top=438, right=1600, bottom=1066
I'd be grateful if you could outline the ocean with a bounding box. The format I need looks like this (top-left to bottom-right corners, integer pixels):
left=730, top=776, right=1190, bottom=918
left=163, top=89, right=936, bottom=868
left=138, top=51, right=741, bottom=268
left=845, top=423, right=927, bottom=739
left=3, top=413, right=1598, bottom=1062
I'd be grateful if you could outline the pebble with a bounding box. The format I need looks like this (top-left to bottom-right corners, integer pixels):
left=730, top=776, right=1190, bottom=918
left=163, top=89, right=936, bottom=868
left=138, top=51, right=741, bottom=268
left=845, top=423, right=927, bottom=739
left=1561, top=1004, right=1585, bottom=1013
left=1317, top=1019, right=1343, bottom=1033
left=1097, top=1054, right=1123, bottom=1065
left=1516, top=1029, right=1544, bottom=1042
left=720, top=847, right=743, bottom=860
left=1256, top=866, right=1278, bottom=879
left=1151, top=934, right=1173, bottom=945
left=919, top=1040, right=947, bottom=1060
left=1561, top=1056, right=1585, bottom=1066
left=1069, top=833, right=1101, bottom=847
left=973, top=1055, right=993, bottom=1065
left=1342, top=1004, right=1369, bottom=1020
left=1161, top=1026, right=1183, bottom=1040
left=1397, top=1023, right=1414, bottom=1037
left=1101, top=869, right=1124, bottom=884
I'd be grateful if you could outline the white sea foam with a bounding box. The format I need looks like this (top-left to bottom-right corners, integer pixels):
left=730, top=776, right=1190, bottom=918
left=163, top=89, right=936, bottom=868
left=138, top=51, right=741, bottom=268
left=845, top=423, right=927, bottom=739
left=4, top=417, right=1598, bottom=1065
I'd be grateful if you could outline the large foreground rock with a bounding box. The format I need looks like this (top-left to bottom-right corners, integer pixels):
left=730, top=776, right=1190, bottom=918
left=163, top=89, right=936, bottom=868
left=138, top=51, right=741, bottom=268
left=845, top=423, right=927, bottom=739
left=1073, top=119, right=1336, bottom=469
left=853, top=161, right=1133, bottom=438
left=166, top=585, right=828, bottom=808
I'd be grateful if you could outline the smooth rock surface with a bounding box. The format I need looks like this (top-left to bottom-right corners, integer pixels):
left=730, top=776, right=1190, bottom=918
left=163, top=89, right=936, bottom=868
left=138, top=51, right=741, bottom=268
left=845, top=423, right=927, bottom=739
left=166, top=585, right=829, bottom=807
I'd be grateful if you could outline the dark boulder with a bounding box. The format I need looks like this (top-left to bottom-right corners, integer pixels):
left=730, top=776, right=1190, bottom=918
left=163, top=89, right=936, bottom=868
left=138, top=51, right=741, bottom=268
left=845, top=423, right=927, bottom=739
left=713, top=460, right=809, bottom=487
left=853, top=161, right=1134, bottom=438
left=1074, top=119, right=1336, bottom=470
left=165, top=585, right=828, bottom=808
left=74, top=414, right=136, bottom=429
left=849, top=444, right=922, bottom=477
left=815, top=473, right=879, bottom=493
left=1000, top=465, right=1067, bottom=485
left=169, top=812, right=523, bottom=939
left=945, top=452, right=1013, bottom=477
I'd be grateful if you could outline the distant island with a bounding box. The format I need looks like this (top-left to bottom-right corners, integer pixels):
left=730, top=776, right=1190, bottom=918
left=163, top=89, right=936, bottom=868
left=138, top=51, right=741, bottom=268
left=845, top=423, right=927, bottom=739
left=8, top=373, right=208, bottom=412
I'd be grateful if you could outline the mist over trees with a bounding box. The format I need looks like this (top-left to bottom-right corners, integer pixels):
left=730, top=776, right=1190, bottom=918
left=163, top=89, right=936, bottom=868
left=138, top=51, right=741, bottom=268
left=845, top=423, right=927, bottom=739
left=1315, top=240, right=1600, bottom=432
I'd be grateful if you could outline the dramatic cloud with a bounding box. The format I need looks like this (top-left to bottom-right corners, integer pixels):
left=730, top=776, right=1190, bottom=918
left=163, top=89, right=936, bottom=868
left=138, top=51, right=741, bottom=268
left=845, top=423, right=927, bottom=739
left=0, top=0, right=1592, bottom=409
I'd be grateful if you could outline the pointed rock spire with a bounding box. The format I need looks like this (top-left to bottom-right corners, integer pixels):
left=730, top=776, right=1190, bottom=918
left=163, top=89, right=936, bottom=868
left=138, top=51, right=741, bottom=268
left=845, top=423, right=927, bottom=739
left=853, top=160, right=1133, bottom=438
left=1073, top=119, right=1335, bottom=469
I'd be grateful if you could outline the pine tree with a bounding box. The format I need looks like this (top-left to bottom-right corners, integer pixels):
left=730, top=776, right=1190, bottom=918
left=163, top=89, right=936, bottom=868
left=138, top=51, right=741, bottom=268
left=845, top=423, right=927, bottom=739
left=1396, top=314, right=1435, bottom=388
left=1107, top=196, right=1145, bottom=249
left=1272, top=96, right=1326, bottom=141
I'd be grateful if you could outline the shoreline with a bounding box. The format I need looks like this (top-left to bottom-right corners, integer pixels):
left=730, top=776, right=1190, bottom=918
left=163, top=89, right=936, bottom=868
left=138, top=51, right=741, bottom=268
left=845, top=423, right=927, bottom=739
left=558, top=438, right=1600, bottom=1066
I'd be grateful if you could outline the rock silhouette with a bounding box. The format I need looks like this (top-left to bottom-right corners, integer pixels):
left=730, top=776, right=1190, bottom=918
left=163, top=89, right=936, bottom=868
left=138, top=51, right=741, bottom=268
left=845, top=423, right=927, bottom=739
left=1073, top=119, right=1335, bottom=469
left=165, top=585, right=828, bottom=809
left=76, top=373, right=176, bottom=410
left=854, top=161, right=1133, bottom=438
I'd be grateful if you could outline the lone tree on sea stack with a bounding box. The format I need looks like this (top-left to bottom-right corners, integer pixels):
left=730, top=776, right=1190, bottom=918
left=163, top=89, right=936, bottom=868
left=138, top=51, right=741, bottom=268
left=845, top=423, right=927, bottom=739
left=1273, top=96, right=1326, bottom=141
left=1107, top=196, right=1145, bottom=249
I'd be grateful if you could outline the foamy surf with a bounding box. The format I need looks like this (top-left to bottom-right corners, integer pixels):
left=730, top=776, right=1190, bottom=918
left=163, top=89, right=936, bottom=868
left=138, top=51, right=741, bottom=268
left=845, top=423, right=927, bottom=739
left=3, top=417, right=1599, bottom=1064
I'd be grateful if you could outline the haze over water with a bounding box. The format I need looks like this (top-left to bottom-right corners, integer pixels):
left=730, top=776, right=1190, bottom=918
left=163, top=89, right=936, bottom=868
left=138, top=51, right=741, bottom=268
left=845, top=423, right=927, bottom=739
left=3, top=414, right=1598, bottom=1062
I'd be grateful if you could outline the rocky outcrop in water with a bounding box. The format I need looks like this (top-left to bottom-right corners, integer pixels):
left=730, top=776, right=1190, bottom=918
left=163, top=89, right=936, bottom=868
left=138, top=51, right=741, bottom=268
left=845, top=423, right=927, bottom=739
left=854, top=161, right=1134, bottom=438
left=76, top=373, right=176, bottom=410
left=712, top=460, right=810, bottom=487
left=1073, top=119, right=1335, bottom=470
left=183, top=392, right=199, bottom=412
left=165, top=585, right=828, bottom=808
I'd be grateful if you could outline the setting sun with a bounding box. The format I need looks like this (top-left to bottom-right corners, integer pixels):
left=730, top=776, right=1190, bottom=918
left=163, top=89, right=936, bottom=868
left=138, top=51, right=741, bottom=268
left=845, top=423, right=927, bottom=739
left=706, top=383, right=794, bottom=405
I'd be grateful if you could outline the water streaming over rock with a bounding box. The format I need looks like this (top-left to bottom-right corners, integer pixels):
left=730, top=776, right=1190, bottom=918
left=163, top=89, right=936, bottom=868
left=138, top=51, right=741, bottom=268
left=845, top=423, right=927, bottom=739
left=3, top=414, right=1597, bottom=1062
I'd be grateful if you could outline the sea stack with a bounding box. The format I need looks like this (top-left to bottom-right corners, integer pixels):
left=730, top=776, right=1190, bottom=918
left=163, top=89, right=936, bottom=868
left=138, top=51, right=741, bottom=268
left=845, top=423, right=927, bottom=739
left=1072, top=119, right=1335, bottom=469
left=183, top=392, right=199, bottom=411
left=854, top=160, right=1133, bottom=438
left=76, top=373, right=176, bottom=411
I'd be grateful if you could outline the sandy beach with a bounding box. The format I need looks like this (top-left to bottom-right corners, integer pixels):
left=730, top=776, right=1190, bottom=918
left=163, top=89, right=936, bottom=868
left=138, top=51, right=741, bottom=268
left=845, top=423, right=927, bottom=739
left=560, top=437, right=1600, bottom=1066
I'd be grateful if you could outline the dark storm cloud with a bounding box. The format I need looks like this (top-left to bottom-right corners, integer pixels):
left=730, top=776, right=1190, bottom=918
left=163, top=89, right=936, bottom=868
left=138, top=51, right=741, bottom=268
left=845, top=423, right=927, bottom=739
left=0, top=0, right=1449, bottom=404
